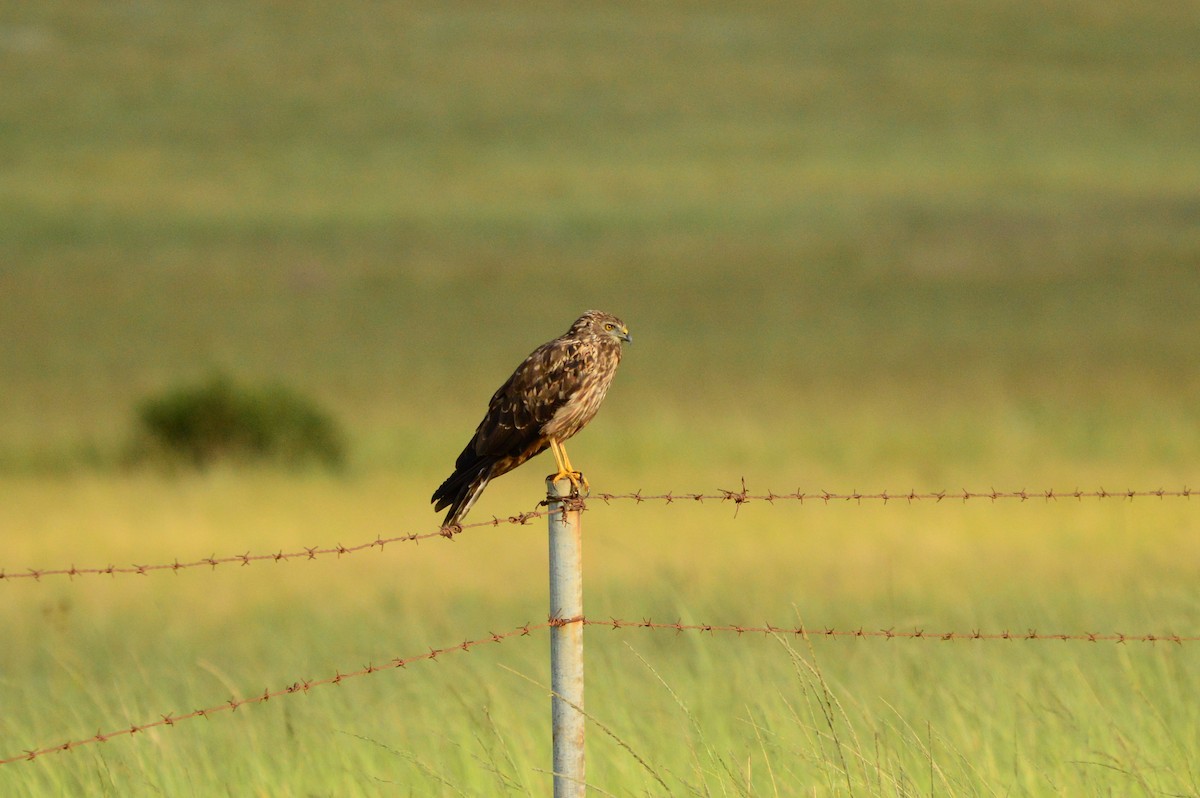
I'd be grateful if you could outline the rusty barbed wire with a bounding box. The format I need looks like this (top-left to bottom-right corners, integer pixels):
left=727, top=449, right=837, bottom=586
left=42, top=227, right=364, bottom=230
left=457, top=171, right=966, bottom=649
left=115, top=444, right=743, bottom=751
left=5, top=482, right=1192, bottom=583
left=0, top=505, right=550, bottom=583
left=559, top=616, right=1200, bottom=645
left=595, top=479, right=1195, bottom=510
left=0, top=621, right=549, bottom=767
left=6, top=612, right=1194, bottom=768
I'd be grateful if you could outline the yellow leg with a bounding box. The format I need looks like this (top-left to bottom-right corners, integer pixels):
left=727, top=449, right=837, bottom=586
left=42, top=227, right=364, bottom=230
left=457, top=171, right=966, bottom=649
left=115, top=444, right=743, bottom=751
left=558, top=441, right=589, bottom=493
left=547, top=438, right=569, bottom=481
left=548, top=438, right=589, bottom=494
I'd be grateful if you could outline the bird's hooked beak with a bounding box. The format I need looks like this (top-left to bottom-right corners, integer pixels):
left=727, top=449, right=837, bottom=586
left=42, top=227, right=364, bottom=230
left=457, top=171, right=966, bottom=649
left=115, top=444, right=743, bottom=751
left=618, top=326, right=632, bottom=344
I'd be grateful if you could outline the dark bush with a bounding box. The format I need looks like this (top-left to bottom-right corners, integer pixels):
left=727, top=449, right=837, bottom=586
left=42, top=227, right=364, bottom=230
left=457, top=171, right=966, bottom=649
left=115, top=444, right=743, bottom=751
left=134, top=375, right=347, bottom=470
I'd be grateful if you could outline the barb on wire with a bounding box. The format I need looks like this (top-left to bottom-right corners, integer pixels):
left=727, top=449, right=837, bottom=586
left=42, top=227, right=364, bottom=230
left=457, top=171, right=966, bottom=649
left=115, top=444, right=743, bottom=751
left=594, top=482, right=1194, bottom=507
left=0, top=621, right=549, bottom=767
left=0, top=506, right=550, bottom=584
left=570, top=617, right=1199, bottom=644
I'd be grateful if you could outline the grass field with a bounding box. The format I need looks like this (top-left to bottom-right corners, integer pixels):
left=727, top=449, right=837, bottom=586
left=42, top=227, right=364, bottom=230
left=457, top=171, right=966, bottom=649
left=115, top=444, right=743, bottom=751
left=2, top=2, right=1200, bottom=795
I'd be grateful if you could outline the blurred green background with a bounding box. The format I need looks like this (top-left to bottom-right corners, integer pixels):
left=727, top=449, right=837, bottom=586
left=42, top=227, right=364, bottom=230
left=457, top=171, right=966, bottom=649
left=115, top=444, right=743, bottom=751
left=2, top=2, right=1199, bottom=795
left=3, top=0, right=1198, bottom=481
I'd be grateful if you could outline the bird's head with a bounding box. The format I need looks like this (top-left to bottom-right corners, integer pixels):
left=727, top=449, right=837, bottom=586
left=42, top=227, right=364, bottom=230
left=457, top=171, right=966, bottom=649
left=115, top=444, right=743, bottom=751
left=573, top=310, right=632, bottom=344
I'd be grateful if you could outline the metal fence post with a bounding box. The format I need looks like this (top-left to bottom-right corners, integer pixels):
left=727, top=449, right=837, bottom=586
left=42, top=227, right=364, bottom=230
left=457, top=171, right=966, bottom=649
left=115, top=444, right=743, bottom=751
left=547, top=477, right=585, bottom=798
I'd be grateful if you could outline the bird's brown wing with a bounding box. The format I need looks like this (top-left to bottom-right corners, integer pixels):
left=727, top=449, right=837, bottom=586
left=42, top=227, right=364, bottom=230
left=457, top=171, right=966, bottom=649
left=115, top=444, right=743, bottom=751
left=431, top=339, right=584, bottom=526
left=472, top=338, right=586, bottom=463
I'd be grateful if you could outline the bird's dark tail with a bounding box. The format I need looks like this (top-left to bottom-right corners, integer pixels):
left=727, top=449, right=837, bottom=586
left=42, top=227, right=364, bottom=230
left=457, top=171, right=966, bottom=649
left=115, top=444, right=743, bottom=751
left=431, top=453, right=496, bottom=528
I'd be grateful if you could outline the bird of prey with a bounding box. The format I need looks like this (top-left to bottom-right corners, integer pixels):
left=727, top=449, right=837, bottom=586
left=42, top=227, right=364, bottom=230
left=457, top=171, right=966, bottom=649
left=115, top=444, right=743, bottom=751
left=432, top=310, right=632, bottom=528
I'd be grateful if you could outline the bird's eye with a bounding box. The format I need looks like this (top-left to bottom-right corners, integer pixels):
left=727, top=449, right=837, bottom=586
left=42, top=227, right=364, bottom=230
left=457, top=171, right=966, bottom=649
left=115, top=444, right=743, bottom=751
left=603, top=323, right=615, bottom=331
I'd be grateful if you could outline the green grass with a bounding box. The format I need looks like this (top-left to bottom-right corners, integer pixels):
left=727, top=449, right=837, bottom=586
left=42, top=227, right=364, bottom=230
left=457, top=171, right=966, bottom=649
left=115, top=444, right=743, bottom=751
left=3, top=476, right=1199, bottom=796
left=2, top=0, right=1200, bottom=794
